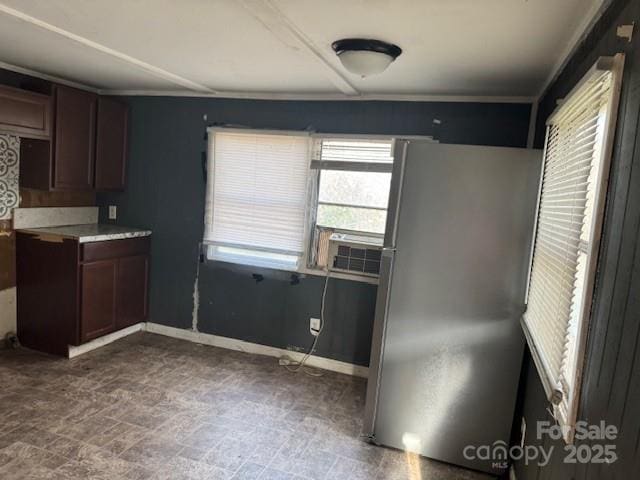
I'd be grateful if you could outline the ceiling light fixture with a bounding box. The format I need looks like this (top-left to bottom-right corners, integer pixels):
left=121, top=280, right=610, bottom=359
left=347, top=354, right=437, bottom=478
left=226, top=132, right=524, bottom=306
left=332, top=38, right=402, bottom=77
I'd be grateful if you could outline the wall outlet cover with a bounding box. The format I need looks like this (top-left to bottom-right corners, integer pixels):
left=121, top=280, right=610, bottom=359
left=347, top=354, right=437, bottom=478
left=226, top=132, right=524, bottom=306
left=108, top=205, right=117, bottom=220
left=310, top=317, right=321, bottom=336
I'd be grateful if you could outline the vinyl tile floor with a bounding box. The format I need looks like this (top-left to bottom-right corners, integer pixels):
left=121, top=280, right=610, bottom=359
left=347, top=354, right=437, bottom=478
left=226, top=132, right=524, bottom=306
left=0, top=333, right=494, bottom=480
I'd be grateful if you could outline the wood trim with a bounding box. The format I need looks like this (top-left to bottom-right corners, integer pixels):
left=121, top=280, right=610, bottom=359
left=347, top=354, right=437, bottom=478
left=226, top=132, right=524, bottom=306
left=67, top=322, right=145, bottom=358
left=145, top=322, right=369, bottom=378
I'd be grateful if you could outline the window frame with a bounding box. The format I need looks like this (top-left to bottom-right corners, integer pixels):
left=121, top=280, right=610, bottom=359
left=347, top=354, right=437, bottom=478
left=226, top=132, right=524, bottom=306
left=304, top=135, right=395, bottom=272
left=203, top=127, right=313, bottom=272
left=522, top=54, right=625, bottom=443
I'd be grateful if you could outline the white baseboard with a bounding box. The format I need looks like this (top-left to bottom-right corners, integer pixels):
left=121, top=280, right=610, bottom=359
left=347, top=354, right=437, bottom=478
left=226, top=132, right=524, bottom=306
left=66, top=321, right=368, bottom=378
left=145, top=322, right=369, bottom=378
left=67, top=323, right=145, bottom=358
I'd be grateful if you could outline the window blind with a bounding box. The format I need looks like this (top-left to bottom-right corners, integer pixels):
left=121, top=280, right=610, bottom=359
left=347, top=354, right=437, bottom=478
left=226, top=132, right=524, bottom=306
left=204, top=130, right=311, bottom=262
left=523, top=55, right=622, bottom=441
left=310, top=138, right=394, bottom=172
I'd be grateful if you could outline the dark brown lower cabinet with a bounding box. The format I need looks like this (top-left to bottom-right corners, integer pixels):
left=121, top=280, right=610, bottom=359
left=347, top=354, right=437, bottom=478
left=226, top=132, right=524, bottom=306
left=116, top=255, right=149, bottom=330
left=81, top=260, right=118, bottom=342
left=17, top=234, right=150, bottom=356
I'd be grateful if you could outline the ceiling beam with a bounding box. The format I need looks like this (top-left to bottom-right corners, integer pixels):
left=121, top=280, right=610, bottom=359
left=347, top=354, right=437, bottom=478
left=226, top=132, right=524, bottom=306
left=0, top=2, right=215, bottom=93
left=238, top=0, right=359, bottom=96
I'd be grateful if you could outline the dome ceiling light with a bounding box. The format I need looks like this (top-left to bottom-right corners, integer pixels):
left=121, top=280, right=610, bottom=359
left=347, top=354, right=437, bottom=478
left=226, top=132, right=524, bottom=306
left=331, top=38, right=402, bottom=78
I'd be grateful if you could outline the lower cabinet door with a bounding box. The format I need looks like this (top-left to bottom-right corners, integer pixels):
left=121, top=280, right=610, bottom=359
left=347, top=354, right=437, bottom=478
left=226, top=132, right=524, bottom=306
left=81, top=260, right=117, bottom=342
left=116, top=255, right=149, bottom=329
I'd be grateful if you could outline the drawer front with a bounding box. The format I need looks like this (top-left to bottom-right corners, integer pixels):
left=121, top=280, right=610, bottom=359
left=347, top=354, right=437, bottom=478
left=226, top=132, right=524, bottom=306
left=82, top=236, right=150, bottom=262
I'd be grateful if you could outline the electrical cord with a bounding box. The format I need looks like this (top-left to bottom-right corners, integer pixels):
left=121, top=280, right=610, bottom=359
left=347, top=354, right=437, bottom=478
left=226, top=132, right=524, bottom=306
left=281, top=268, right=331, bottom=376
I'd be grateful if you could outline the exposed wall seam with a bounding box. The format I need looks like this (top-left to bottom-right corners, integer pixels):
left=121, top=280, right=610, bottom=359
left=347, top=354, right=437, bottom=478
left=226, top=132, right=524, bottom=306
left=191, top=248, right=201, bottom=332
left=191, top=275, right=200, bottom=332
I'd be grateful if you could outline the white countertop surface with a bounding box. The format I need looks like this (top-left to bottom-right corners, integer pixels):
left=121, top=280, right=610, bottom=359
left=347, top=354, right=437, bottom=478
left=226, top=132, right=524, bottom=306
left=18, top=224, right=152, bottom=243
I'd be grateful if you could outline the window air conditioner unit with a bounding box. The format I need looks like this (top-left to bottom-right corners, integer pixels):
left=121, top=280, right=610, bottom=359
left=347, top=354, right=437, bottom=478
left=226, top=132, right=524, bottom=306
left=327, top=233, right=384, bottom=277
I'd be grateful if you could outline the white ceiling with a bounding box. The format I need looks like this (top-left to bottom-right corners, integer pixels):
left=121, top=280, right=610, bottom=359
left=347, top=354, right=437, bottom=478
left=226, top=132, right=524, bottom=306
left=0, top=0, right=605, bottom=100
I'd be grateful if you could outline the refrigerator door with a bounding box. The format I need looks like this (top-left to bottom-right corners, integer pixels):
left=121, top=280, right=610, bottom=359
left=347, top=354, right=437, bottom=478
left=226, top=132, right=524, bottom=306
left=366, top=142, right=541, bottom=475
left=363, top=140, right=407, bottom=436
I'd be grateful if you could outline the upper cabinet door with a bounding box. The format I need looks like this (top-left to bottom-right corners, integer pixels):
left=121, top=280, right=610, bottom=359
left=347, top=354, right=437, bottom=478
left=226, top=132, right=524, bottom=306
left=53, top=86, right=97, bottom=190
left=95, top=97, right=128, bottom=191
left=0, top=85, right=51, bottom=139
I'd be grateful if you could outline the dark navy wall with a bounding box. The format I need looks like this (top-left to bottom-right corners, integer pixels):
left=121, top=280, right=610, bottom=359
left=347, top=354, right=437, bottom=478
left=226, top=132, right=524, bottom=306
left=97, top=96, right=531, bottom=366
left=198, top=264, right=377, bottom=365
left=516, top=0, right=640, bottom=477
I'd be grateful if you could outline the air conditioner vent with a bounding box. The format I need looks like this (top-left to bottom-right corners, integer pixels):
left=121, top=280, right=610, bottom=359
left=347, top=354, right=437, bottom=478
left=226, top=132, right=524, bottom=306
left=328, top=233, right=383, bottom=277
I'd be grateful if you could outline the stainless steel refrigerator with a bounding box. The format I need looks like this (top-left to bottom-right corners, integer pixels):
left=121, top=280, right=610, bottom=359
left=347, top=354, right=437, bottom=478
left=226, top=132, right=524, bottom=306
left=363, top=141, right=541, bottom=475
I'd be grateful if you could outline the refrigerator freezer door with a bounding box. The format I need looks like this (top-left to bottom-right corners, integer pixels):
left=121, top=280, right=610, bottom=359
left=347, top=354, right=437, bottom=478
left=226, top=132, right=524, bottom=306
left=367, top=142, right=541, bottom=474
left=363, top=140, right=407, bottom=436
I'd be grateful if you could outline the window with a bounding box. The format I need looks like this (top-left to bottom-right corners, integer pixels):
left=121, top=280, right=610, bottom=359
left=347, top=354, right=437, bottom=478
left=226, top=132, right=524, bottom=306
left=204, top=129, right=311, bottom=270
left=203, top=130, right=397, bottom=277
left=522, top=55, right=623, bottom=442
left=308, top=138, right=393, bottom=268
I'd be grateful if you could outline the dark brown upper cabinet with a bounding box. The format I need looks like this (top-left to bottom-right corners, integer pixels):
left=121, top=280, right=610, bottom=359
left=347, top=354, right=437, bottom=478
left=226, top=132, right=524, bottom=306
left=54, top=86, right=97, bottom=190
left=95, top=97, right=128, bottom=191
left=18, top=86, right=128, bottom=192
left=20, top=85, right=97, bottom=191
left=0, top=84, right=51, bottom=139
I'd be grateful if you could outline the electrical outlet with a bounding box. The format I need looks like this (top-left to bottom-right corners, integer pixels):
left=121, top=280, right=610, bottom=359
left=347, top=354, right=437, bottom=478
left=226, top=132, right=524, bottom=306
left=309, top=317, right=321, bottom=336
left=108, top=205, right=117, bottom=220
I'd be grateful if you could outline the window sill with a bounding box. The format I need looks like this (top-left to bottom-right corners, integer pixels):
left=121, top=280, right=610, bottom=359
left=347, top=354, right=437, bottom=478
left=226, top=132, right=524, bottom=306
left=204, top=257, right=379, bottom=285
left=299, top=267, right=379, bottom=285
left=205, top=245, right=299, bottom=272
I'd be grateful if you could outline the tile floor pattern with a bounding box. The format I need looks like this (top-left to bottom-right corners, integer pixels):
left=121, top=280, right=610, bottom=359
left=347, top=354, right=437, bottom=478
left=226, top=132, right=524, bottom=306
left=0, top=333, right=494, bottom=480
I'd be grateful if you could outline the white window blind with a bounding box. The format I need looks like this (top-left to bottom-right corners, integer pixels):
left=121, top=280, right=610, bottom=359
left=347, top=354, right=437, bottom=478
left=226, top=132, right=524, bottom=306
left=523, top=55, right=623, bottom=442
left=311, top=138, right=394, bottom=172
left=204, top=130, right=311, bottom=269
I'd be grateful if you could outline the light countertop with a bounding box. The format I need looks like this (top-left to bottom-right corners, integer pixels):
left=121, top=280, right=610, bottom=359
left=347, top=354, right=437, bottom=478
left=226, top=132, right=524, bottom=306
left=17, top=224, right=152, bottom=243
